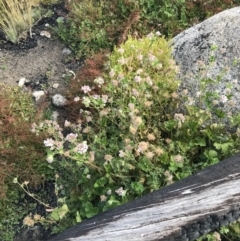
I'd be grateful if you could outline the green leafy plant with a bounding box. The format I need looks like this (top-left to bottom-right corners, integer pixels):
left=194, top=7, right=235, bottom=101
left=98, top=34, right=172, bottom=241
left=55, top=0, right=240, bottom=59
left=29, top=33, right=240, bottom=233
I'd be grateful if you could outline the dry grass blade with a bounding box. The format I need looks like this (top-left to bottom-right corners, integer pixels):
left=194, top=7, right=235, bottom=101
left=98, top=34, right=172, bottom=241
left=0, top=0, right=41, bottom=43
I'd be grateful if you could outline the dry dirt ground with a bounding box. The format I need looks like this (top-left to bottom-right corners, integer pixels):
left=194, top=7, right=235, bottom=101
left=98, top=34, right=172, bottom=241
left=0, top=35, right=81, bottom=99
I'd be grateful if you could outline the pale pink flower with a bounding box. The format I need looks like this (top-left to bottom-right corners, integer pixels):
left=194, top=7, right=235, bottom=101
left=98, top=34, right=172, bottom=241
left=164, top=170, right=173, bottom=184
left=82, top=97, right=91, bottom=107
left=101, top=95, right=108, bottom=103
left=104, top=154, right=113, bottom=162
left=148, top=54, right=157, bottom=62
left=136, top=69, right=143, bottom=75
left=228, top=100, right=235, bottom=106
left=187, top=97, right=195, bottom=105
left=46, top=154, right=54, bottom=163
left=182, top=89, right=188, bottom=96
left=115, top=187, right=125, bottom=196
left=144, top=101, right=153, bottom=107
left=128, top=103, right=135, bottom=110
left=156, top=63, right=163, bottom=70
left=109, top=69, right=115, bottom=77
left=137, top=141, right=149, bottom=153
left=196, top=91, right=201, bottom=98
left=173, top=154, right=184, bottom=163
left=31, top=122, right=37, bottom=133
left=233, top=79, right=238, bottom=84
left=44, top=138, right=55, bottom=148
left=82, top=126, right=92, bottom=133
left=100, top=195, right=107, bottom=202
left=155, top=147, right=164, bottom=156
left=117, top=73, right=124, bottom=80
left=124, top=138, right=131, bottom=144
left=112, top=79, right=118, bottom=87
left=76, top=141, right=88, bottom=154
left=224, top=88, right=231, bottom=95
left=100, top=108, right=110, bottom=116
left=66, top=133, right=78, bottom=142
left=220, top=95, right=228, bottom=103
left=212, top=100, right=219, bottom=106
left=147, top=32, right=154, bottom=39
left=81, top=85, right=91, bottom=93
left=171, top=92, right=178, bottom=99
left=23, top=216, right=34, bottom=227
left=137, top=54, right=143, bottom=61
left=117, top=48, right=124, bottom=54
left=145, top=151, right=154, bottom=159
left=33, top=214, right=41, bottom=221
left=174, top=113, right=185, bottom=123
left=132, top=88, right=139, bottom=97
left=88, top=151, right=95, bottom=162
left=134, top=75, right=142, bottom=83
left=129, top=125, right=137, bottom=135
left=118, top=57, right=127, bottom=65
left=86, top=116, right=92, bottom=122
left=119, top=150, right=126, bottom=158
left=145, top=76, right=153, bottom=85
left=147, top=133, right=156, bottom=141
left=165, top=138, right=172, bottom=144
left=74, top=96, right=80, bottom=102
left=94, top=77, right=104, bottom=85
left=132, top=116, right=142, bottom=126
left=93, top=94, right=100, bottom=99
left=155, top=31, right=161, bottom=36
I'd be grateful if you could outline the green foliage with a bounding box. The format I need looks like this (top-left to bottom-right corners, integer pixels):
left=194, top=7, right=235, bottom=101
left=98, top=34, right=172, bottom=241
left=0, top=185, right=36, bottom=241
left=32, top=34, right=240, bottom=233
left=55, top=0, right=240, bottom=58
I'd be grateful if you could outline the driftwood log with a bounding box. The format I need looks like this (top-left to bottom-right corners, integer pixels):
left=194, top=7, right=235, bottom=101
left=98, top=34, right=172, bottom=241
left=48, top=153, right=240, bottom=241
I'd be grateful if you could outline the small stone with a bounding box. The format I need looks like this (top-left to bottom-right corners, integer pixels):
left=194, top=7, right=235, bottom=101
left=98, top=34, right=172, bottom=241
left=40, top=30, right=51, bottom=38
left=32, top=90, right=45, bottom=102
left=52, top=83, right=59, bottom=89
left=52, top=94, right=67, bottom=107
left=62, top=48, right=72, bottom=55
left=18, top=78, right=26, bottom=87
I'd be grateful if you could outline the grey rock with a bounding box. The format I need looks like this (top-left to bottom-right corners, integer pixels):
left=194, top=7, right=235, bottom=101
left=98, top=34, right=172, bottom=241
left=52, top=94, right=67, bottom=107
left=32, top=90, right=45, bottom=102
left=62, top=48, right=72, bottom=55
left=172, top=7, right=240, bottom=115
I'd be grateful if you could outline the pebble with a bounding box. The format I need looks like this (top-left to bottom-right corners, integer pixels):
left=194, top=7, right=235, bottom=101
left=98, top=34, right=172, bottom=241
left=62, top=48, right=72, bottom=55
left=52, top=94, right=67, bottom=107
left=52, top=83, right=59, bottom=89
left=18, top=77, right=31, bottom=87
left=40, top=30, right=51, bottom=38
left=32, top=90, right=45, bottom=102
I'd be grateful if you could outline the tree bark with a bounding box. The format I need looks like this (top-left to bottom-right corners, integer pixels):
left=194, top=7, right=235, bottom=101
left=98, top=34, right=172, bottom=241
left=48, top=153, right=240, bottom=241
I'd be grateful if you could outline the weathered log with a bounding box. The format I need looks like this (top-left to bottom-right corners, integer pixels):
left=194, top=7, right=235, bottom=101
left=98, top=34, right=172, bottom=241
left=48, top=153, right=240, bottom=241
